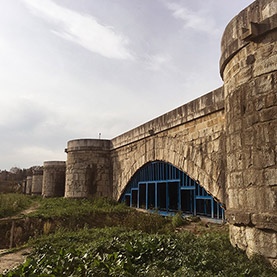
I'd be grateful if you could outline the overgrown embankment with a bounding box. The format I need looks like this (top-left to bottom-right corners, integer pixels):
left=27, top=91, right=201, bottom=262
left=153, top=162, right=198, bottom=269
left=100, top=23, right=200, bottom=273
left=0, top=194, right=276, bottom=276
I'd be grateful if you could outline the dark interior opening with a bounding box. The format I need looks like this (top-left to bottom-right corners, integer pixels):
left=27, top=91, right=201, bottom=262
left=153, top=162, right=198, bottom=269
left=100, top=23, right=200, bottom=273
left=132, top=190, right=138, bottom=208
left=148, top=183, right=155, bottom=209
left=214, top=201, right=223, bottom=219
left=196, top=199, right=211, bottom=216
left=168, top=182, right=178, bottom=211
left=157, top=182, right=166, bottom=210
left=125, top=195, right=130, bottom=207
left=181, top=190, right=193, bottom=213
left=139, top=184, right=146, bottom=208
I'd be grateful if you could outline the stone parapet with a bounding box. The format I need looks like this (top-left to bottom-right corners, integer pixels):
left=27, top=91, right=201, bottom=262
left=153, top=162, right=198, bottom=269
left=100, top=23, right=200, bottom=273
left=220, top=0, right=277, bottom=77
left=66, top=139, right=111, bottom=152
left=111, top=87, right=224, bottom=149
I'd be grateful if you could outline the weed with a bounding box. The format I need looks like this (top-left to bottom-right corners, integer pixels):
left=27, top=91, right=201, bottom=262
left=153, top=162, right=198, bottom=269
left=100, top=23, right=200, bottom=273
left=0, top=193, right=33, bottom=218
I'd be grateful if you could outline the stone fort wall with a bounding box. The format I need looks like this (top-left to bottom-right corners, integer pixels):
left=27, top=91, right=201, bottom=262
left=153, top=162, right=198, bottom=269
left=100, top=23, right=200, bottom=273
left=111, top=87, right=226, bottom=203
left=24, top=0, right=276, bottom=266
left=220, top=0, right=277, bottom=265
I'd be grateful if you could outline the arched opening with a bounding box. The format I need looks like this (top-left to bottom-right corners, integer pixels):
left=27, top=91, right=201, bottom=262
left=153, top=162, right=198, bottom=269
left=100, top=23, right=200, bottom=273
left=119, top=161, right=224, bottom=220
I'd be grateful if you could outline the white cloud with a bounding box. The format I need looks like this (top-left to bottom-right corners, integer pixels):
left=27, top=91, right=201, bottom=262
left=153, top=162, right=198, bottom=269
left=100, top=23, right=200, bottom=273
left=165, top=2, right=220, bottom=36
left=22, top=0, right=134, bottom=60
left=145, top=53, right=172, bottom=71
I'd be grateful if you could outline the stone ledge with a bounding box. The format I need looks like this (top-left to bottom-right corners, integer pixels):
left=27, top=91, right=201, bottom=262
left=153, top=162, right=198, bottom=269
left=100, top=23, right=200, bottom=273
left=226, top=210, right=277, bottom=232
left=220, top=0, right=277, bottom=77
left=111, top=87, right=224, bottom=150
left=252, top=213, right=277, bottom=231
left=225, top=210, right=251, bottom=225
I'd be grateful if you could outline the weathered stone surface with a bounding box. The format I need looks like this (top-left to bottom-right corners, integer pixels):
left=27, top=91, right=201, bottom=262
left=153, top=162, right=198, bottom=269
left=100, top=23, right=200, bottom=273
left=225, top=210, right=251, bottom=225
left=252, top=213, right=277, bottom=231
left=65, top=139, right=112, bottom=198
left=222, top=0, right=277, bottom=264
left=31, top=169, right=43, bottom=196
left=25, top=176, right=32, bottom=195
left=42, top=161, right=66, bottom=198
left=110, top=90, right=226, bottom=203
left=62, top=0, right=276, bottom=265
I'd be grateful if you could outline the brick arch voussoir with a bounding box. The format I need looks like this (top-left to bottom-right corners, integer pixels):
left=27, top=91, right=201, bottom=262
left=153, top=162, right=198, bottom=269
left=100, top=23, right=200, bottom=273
left=117, top=149, right=222, bottom=203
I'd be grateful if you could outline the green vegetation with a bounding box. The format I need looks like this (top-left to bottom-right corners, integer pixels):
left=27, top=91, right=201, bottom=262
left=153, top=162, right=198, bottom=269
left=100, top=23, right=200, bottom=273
left=28, top=197, right=130, bottom=218
left=4, top=228, right=276, bottom=276
left=0, top=193, right=34, bottom=218
left=0, top=194, right=276, bottom=276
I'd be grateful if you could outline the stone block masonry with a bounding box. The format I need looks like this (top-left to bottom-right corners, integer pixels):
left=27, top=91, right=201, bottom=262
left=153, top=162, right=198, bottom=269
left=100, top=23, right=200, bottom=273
left=23, top=0, right=275, bottom=266
left=25, top=176, right=32, bottom=195
left=42, top=161, right=66, bottom=198
left=65, top=139, right=112, bottom=198
left=31, top=168, right=43, bottom=196
left=110, top=87, right=226, bottom=204
left=220, top=0, right=277, bottom=267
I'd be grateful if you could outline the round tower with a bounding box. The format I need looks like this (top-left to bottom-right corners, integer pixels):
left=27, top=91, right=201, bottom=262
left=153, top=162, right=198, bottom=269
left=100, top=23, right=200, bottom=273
left=65, top=139, right=112, bottom=198
left=26, top=176, right=32, bottom=195
left=221, top=0, right=277, bottom=265
left=31, top=168, right=43, bottom=195
left=42, top=161, right=66, bottom=198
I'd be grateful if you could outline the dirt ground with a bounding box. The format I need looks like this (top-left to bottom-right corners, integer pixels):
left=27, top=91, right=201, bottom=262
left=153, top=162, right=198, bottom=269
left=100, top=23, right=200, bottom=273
left=0, top=203, right=40, bottom=274
left=0, top=248, right=31, bottom=274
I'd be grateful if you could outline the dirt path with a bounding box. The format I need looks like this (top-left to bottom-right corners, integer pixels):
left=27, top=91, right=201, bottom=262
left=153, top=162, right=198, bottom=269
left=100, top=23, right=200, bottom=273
left=0, top=248, right=31, bottom=274
left=18, top=202, right=40, bottom=216
left=0, top=202, right=40, bottom=222
left=0, top=203, right=40, bottom=274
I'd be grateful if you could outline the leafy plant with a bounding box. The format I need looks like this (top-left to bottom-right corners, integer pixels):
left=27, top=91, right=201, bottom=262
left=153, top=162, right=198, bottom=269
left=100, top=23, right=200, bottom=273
left=3, top=228, right=276, bottom=276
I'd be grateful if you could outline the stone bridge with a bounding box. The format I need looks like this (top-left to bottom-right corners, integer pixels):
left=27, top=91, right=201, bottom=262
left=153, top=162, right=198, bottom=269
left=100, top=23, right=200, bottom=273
left=25, top=0, right=277, bottom=266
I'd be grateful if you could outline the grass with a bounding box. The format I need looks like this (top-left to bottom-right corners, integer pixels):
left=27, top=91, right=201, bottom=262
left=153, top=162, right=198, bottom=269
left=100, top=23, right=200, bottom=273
left=3, top=227, right=276, bottom=276
left=28, top=197, right=130, bottom=219
left=0, top=194, right=276, bottom=276
left=0, top=193, right=34, bottom=218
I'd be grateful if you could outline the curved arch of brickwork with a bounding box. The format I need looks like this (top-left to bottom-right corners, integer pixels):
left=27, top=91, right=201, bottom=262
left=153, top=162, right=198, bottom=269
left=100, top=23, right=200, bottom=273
left=111, top=90, right=226, bottom=204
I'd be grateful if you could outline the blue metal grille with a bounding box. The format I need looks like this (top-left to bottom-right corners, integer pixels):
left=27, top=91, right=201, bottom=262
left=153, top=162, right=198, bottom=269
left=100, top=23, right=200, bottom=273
left=120, top=161, right=224, bottom=220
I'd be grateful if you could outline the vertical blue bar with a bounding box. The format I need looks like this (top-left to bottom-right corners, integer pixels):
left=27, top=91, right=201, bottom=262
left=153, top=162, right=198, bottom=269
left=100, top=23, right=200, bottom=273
left=193, top=188, right=196, bottom=215
left=189, top=190, right=193, bottom=213
left=217, top=203, right=219, bottom=219
left=211, top=200, right=214, bottom=218
left=146, top=183, right=148, bottom=210
left=130, top=193, right=132, bottom=208
left=178, top=182, right=181, bottom=210
left=166, top=182, right=169, bottom=211
left=155, top=182, right=158, bottom=209
left=137, top=187, right=140, bottom=209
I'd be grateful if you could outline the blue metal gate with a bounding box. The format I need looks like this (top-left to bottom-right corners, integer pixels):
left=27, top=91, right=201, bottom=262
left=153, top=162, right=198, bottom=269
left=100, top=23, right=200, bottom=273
left=120, top=161, right=224, bottom=220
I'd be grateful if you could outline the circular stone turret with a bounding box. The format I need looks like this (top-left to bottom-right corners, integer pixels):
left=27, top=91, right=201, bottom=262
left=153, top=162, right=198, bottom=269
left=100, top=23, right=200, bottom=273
left=26, top=176, right=32, bottom=195
left=22, top=179, right=27, bottom=194
left=31, top=168, right=43, bottom=196
left=221, top=0, right=277, bottom=266
left=42, top=161, right=66, bottom=198
left=65, top=139, right=112, bottom=198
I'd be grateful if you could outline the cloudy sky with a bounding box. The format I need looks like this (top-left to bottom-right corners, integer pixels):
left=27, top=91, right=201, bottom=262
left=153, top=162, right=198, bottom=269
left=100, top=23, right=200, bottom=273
left=0, top=0, right=253, bottom=170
